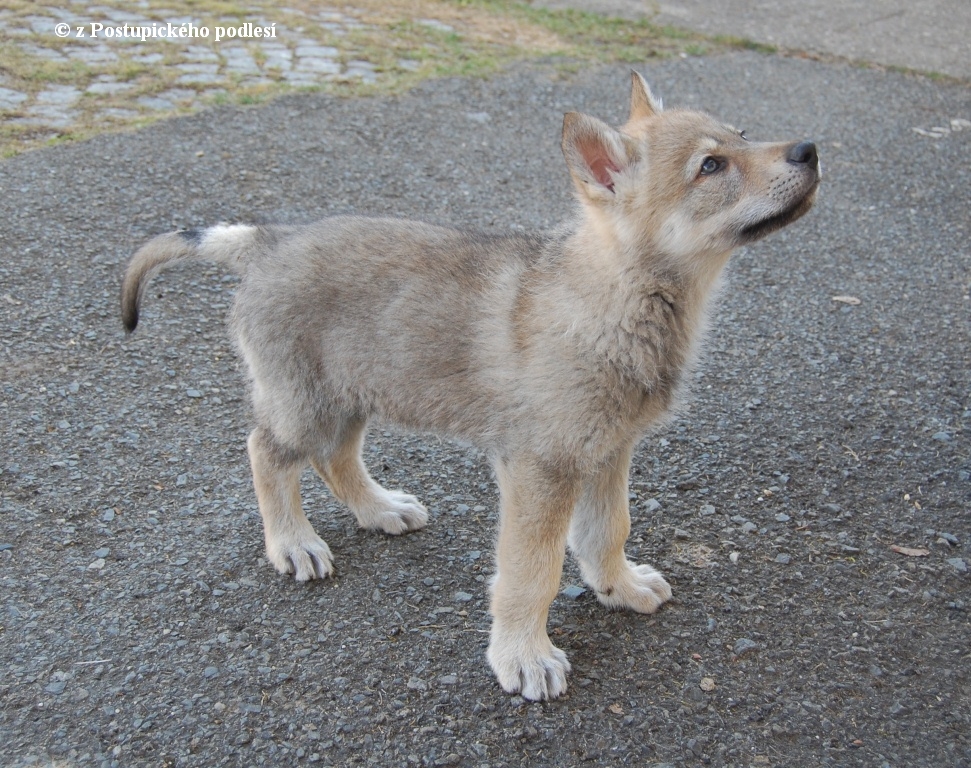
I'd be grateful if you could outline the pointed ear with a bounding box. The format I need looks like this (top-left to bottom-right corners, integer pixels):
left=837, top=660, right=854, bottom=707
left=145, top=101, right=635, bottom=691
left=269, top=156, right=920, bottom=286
left=561, top=112, right=635, bottom=201
left=629, top=70, right=663, bottom=122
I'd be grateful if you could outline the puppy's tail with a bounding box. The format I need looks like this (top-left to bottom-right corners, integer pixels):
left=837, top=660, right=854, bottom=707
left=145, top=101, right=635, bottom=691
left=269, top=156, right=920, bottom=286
left=121, top=223, right=262, bottom=334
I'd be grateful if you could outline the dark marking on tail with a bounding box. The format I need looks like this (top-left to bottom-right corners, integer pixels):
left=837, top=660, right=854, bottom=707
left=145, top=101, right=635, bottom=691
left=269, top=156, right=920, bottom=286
left=122, top=303, right=139, bottom=335
left=178, top=228, right=203, bottom=245
left=122, top=224, right=257, bottom=337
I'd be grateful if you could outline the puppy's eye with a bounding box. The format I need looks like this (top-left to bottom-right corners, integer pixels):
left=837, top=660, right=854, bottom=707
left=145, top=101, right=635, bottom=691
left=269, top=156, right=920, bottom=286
left=700, top=157, right=723, bottom=175
left=738, top=129, right=748, bottom=141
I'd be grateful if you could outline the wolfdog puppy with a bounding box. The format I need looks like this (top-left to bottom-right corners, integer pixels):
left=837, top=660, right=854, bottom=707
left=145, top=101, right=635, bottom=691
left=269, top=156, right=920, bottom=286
left=122, top=72, right=820, bottom=700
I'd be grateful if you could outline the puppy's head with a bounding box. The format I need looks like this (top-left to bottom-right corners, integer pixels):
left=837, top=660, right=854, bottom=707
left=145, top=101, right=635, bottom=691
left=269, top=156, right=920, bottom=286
left=562, top=72, right=820, bottom=266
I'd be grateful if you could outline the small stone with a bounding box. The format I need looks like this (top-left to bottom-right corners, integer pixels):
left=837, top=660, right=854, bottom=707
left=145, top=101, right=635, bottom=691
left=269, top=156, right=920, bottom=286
left=101, top=509, right=115, bottom=522
left=741, top=522, right=758, bottom=534
left=0, top=87, right=28, bottom=109
left=176, top=67, right=222, bottom=85
left=66, top=45, right=117, bottom=64
left=419, top=18, right=455, bottom=33
left=643, top=498, right=661, bottom=513
left=35, top=84, right=81, bottom=106
left=186, top=389, right=203, bottom=398
left=294, top=44, right=340, bottom=58
left=466, top=111, right=491, bottom=124
left=562, top=585, right=586, bottom=599
left=700, top=504, right=716, bottom=516
left=93, top=548, right=110, bottom=559
left=0, top=543, right=13, bottom=551
left=297, top=58, right=341, bottom=75
left=203, top=666, right=219, bottom=678
left=222, top=49, right=261, bottom=74
left=775, top=513, right=791, bottom=522
left=734, top=638, right=758, bottom=656
left=937, top=532, right=959, bottom=545
left=775, top=553, right=791, bottom=564
left=136, top=96, right=177, bottom=110
left=86, top=81, right=133, bottom=95
left=932, top=432, right=951, bottom=442
left=45, top=681, right=67, bottom=695
left=453, top=591, right=473, bottom=603
left=87, top=558, right=106, bottom=570
left=260, top=43, right=293, bottom=69
left=407, top=676, right=428, bottom=691
left=131, top=52, right=164, bottom=65
left=438, top=674, right=458, bottom=685
left=946, top=558, right=967, bottom=573
left=700, top=677, right=716, bottom=692
left=674, top=528, right=690, bottom=539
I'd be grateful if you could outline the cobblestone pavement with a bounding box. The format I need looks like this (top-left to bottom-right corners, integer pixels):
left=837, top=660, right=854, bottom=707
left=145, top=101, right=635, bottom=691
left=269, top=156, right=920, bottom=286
left=0, top=2, right=455, bottom=154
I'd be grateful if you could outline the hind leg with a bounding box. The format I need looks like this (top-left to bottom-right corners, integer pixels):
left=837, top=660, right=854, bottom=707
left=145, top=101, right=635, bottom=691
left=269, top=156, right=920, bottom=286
left=248, top=426, right=334, bottom=581
left=311, top=417, right=428, bottom=535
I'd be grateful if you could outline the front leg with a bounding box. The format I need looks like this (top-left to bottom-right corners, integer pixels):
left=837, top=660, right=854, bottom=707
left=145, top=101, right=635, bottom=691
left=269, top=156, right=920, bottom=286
left=568, top=446, right=672, bottom=613
left=487, top=456, right=579, bottom=701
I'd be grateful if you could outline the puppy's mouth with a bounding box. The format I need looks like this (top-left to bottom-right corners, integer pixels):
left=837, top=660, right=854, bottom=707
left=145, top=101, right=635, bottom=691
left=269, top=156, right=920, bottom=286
left=737, top=183, right=819, bottom=244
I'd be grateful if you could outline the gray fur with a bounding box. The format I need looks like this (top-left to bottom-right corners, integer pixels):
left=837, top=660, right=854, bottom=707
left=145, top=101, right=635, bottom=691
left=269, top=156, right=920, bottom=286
left=121, top=73, right=820, bottom=700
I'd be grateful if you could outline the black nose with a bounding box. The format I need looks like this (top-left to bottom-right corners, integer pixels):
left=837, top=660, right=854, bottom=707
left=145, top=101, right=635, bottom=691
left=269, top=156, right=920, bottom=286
left=787, top=140, right=818, bottom=168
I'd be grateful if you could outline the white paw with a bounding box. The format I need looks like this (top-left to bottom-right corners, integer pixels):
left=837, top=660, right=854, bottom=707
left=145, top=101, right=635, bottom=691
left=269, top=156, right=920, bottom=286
left=357, top=490, right=428, bottom=535
left=265, top=530, right=335, bottom=582
left=594, top=561, right=672, bottom=613
left=487, top=631, right=571, bottom=701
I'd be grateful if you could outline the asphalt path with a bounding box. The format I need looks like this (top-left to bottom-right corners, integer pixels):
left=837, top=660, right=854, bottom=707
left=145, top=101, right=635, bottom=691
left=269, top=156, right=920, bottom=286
left=1, top=12, right=969, bottom=768
left=537, top=0, right=971, bottom=79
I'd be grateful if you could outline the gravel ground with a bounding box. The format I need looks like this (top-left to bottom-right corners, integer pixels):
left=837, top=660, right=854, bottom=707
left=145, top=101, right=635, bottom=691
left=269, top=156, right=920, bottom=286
left=1, top=53, right=969, bottom=767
